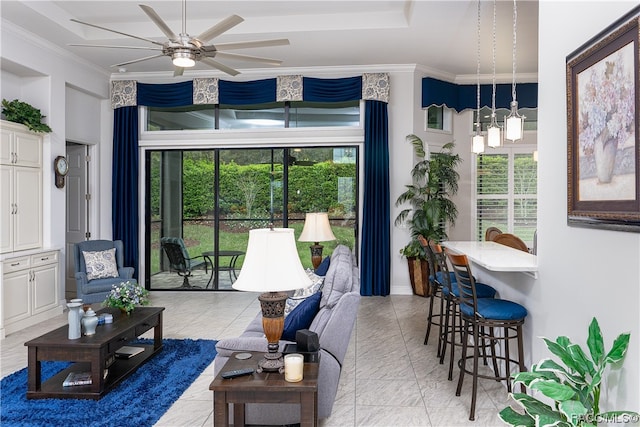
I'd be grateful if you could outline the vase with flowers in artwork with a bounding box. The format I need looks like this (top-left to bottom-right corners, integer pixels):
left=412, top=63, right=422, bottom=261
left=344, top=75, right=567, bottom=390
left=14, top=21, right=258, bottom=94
left=579, top=46, right=635, bottom=184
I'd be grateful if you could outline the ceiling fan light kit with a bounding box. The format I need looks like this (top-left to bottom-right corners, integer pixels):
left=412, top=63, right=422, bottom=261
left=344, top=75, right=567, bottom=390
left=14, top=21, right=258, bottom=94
left=172, top=48, right=196, bottom=68
left=69, top=0, right=289, bottom=76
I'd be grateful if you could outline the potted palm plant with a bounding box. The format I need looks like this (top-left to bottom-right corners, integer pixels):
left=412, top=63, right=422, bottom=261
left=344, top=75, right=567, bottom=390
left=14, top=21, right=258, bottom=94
left=395, top=134, right=461, bottom=296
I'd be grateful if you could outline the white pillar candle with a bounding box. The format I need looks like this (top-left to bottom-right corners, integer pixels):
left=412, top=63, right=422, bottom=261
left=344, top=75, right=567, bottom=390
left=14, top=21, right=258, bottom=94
left=284, top=354, right=304, bottom=382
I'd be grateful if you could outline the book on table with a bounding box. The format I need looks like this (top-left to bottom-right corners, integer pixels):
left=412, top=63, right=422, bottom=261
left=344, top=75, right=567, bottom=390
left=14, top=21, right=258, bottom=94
left=115, top=345, right=145, bottom=359
left=63, top=371, right=92, bottom=387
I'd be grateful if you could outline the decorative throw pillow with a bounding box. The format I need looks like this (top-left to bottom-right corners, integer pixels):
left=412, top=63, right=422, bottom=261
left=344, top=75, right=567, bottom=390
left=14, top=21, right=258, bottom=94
left=281, top=292, right=321, bottom=342
left=314, top=256, right=331, bottom=276
left=284, top=270, right=324, bottom=317
left=82, top=248, right=119, bottom=281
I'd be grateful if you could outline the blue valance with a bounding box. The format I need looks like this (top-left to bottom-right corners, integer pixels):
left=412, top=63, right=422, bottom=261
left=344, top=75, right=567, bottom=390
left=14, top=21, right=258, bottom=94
left=303, top=76, right=362, bottom=102
left=219, top=78, right=277, bottom=105
left=138, top=81, right=193, bottom=107
left=422, top=77, right=537, bottom=111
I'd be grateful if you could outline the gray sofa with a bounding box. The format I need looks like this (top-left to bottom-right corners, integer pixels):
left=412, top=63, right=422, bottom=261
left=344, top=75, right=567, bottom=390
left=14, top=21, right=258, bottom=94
left=213, top=244, right=360, bottom=425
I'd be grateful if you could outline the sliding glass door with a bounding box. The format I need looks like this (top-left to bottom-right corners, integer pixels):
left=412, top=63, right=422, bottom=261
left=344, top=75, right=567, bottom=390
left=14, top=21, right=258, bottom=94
left=145, top=146, right=358, bottom=291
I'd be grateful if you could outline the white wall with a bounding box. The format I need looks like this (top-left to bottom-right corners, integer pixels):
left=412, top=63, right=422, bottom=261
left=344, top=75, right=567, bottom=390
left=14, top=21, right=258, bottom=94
left=536, top=0, right=639, bottom=411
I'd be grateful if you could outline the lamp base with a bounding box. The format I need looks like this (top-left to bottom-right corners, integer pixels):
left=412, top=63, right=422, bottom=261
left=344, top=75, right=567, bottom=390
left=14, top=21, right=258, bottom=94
left=257, top=291, right=288, bottom=373
left=257, top=352, right=285, bottom=373
left=309, top=243, right=324, bottom=270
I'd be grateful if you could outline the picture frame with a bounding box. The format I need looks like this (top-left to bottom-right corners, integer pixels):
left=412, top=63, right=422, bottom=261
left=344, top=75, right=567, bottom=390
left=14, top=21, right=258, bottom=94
left=566, top=6, right=640, bottom=231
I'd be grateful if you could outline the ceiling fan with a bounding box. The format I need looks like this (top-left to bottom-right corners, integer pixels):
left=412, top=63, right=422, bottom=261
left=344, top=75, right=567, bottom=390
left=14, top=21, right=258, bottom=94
left=69, top=0, right=290, bottom=76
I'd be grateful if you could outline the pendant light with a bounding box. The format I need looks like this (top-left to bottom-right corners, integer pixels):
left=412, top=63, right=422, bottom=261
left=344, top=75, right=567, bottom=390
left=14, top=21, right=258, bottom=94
left=504, top=0, right=525, bottom=142
left=487, top=0, right=502, bottom=148
left=472, top=0, right=485, bottom=154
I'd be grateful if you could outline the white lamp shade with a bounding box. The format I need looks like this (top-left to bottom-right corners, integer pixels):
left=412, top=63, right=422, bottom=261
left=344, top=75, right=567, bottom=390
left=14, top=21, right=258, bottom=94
left=472, top=134, right=485, bottom=154
left=233, top=228, right=311, bottom=292
left=298, top=213, right=336, bottom=242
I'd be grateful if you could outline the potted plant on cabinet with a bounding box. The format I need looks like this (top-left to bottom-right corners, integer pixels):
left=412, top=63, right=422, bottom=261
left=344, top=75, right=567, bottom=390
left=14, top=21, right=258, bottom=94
left=499, top=317, right=638, bottom=427
left=1, top=99, right=52, bottom=133
left=395, top=134, right=461, bottom=297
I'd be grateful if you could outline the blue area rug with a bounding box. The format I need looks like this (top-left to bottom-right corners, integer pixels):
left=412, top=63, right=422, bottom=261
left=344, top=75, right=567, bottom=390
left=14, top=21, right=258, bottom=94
left=1, top=338, right=217, bottom=427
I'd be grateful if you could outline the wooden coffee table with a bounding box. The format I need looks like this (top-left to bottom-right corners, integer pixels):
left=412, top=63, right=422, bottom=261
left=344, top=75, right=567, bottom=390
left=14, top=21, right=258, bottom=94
left=210, top=351, right=318, bottom=427
left=24, top=306, right=164, bottom=400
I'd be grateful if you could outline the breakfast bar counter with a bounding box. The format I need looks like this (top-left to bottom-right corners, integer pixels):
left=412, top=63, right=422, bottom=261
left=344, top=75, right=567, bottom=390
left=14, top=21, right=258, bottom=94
left=442, top=241, right=538, bottom=278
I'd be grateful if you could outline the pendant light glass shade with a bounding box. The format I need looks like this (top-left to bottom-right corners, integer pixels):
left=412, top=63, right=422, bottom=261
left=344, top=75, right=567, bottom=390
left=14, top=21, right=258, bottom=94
left=505, top=101, right=524, bottom=141
left=487, top=120, right=501, bottom=148
left=472, top=133, right=485, bottom=154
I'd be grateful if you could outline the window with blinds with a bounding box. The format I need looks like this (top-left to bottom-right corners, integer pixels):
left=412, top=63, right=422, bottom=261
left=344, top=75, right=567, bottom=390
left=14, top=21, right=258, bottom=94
left=476, top=149, right=537, bottom=244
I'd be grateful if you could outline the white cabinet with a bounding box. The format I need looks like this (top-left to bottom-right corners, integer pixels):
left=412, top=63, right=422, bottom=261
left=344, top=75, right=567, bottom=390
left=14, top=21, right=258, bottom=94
left=2, top=251, right=61, bottom=337
left=0, top=121, right=42, bottom=254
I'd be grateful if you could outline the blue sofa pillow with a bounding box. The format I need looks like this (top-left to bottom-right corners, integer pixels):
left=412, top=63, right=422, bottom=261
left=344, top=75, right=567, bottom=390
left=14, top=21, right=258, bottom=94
left=315, top=256, right=331, bottom=276
left=281, top=292, right=321, bottom=341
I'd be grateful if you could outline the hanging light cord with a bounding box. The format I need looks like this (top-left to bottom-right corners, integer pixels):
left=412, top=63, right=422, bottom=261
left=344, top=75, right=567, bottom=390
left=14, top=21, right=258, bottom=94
left=491, top=0, right=497, bottom=119
left=475, top=0, right=481, bottom=134
left=511, top=0, right=518, bottom=103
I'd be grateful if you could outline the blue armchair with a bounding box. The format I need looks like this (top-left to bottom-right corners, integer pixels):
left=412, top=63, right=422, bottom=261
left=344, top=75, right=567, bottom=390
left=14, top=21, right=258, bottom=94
left=73, top=240, right=135, bottom=304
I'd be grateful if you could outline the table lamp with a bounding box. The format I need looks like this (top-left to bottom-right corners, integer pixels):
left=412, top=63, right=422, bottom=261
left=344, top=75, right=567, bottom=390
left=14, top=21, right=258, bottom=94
left=233, top=227, right=312, bottom=373
left=298, top=212, right=336, bottom=269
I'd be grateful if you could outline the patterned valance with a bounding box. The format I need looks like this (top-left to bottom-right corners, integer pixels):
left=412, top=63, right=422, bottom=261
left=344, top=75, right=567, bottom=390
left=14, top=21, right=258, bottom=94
left=111, top=80, right=137, bottom=109
left=277, top=75, right=303, bottom=102
left=111, top=73, right=390, bottom=108
left=362, top=73, right=390, bottom=103
left=193, top=78, right=219, bottom=104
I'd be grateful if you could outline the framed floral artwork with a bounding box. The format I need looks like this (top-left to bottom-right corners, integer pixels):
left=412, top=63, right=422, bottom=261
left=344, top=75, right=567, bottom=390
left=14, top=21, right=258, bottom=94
left=567, top=6, right=640, bottom=231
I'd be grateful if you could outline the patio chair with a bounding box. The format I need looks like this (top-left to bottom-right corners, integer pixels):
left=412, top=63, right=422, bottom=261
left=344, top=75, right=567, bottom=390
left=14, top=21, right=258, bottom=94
left=160, top=237, right=208, bottom=288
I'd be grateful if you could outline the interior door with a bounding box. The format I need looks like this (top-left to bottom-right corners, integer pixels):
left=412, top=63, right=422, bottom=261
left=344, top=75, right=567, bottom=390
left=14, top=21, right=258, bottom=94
left=65, top=143, right=89, bottom=300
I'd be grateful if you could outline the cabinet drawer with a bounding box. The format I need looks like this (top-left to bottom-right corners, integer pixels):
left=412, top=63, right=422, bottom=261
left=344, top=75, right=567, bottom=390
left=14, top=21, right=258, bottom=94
left=3, top=256, right=30, bottom=273
left=108, top=332, right=137, bottom=353
left=135, top=315, right=160, bottom=336
left=31, top=251, right=58, bottom=267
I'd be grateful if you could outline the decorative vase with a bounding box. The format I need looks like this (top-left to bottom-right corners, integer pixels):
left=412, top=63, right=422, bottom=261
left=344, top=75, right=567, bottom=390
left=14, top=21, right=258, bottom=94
left=82, top=308, right=99, bottom=335
left=120, top=307, right=131, bottom=316
left=594, top=134, right=618, bottom=184
left=67, top=302, right=83, bottom=340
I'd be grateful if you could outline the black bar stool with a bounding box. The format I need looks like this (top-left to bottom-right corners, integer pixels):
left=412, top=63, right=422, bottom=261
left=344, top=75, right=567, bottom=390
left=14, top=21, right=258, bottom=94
left=447, top=251, right=527, bottom=421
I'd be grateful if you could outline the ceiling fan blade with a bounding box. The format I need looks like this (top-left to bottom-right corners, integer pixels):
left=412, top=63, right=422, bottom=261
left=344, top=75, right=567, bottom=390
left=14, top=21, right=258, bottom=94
left=174, top=67, right=185, bottom=77
left=213, top=51, right=283, bottom=66
left=111, top=54, right=166, bottom=67
left=70, top=18, right=164, bottom=46
left=201, top=57, right=240, bottom=76
left=139, top=4, right=178, bottom=41
left=69, top=44, right=162, bottom=51
left=196, top=15, right=244, bottom=44
left=212, top=39, right=290, bottom=51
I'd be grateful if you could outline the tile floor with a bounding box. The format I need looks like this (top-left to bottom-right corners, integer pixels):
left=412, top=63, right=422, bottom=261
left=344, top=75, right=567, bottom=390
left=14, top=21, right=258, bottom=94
left=1, top=292, right=512, bottom=426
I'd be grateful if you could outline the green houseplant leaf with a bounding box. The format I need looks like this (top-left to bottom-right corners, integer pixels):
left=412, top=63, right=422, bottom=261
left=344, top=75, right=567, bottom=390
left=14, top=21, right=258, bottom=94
left=501, top=318, right=638, bottom=427
left=1, top=99, right=52, bottom=133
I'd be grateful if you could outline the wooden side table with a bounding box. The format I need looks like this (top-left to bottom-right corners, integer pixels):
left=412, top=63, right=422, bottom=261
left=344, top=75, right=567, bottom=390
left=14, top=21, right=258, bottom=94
left=210, top=351, right=318, bottom=427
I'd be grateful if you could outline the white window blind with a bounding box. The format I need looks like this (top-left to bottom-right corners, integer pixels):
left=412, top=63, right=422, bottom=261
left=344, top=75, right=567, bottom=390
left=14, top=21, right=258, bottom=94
left=476, top=148, right=537, bottom=244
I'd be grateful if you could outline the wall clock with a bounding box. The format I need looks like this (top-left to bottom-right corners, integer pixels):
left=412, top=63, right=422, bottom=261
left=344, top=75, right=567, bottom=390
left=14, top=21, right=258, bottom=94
left=54, top=156, right=68, bottom=188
